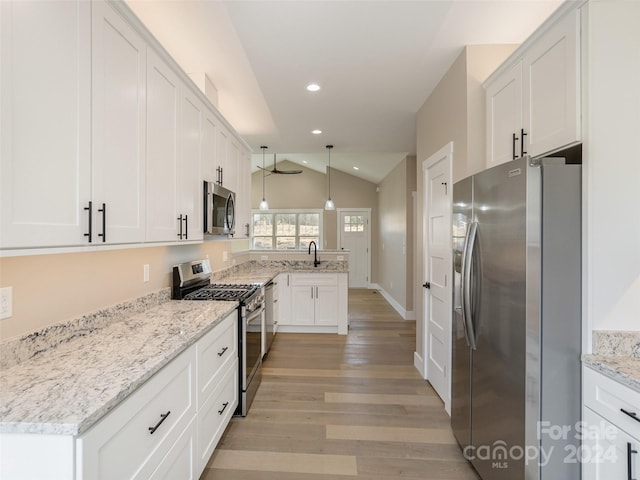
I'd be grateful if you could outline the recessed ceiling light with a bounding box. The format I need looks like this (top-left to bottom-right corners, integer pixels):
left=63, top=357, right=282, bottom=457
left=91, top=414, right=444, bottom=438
left=306, top=83, right=320, bottom=92
left=353, top=166, right=359, bottom=170
left=311, top=129, right=322, bottom=135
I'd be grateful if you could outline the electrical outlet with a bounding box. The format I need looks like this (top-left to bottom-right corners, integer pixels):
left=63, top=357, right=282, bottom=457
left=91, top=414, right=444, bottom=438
left=143, top=264, right=150, bottom=283
left=261, top=255, right=268, bottom=261
left=223, top=251, right=228, bottom=262
left=337, top=255, right=344, bottom=261
left=0, top=287, right=13, bottom=320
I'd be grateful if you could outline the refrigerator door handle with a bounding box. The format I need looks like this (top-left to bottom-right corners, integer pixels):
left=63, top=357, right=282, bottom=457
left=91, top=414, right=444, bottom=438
left=462, top=221, right=478, bottom=350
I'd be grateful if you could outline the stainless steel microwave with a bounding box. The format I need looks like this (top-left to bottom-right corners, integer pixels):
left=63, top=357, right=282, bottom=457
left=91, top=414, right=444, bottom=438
left=204, top=181, right=235, bottom=236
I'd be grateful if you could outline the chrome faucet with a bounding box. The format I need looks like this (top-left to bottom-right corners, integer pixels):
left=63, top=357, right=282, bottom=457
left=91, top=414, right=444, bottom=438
left=308, top=241, right=320, bottom=267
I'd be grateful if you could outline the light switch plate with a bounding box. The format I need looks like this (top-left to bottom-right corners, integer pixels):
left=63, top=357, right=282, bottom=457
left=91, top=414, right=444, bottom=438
left=0, top=287, right=13, bottom=319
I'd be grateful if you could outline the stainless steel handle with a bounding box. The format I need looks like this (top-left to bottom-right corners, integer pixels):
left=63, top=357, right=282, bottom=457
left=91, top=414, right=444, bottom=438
left=177, top=214, right=183, bottom=239
left=462, top=221, right=478, bottom=350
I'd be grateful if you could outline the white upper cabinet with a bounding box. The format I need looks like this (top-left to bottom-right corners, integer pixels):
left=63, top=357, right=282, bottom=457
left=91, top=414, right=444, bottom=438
left=177, top=88, right=204, bottom=241
left=486, top=61, right=523, bottom=169
left=524, top=10, right=580, bottom=158
left=235, top=148, right=252, bottom=239
left=485, top=8, right=581, bottom=168
left=201, top=111, right=218, bottom=185
left=0, top=0, right=91, bottom=248
left=1, top=0, right=250, bottom=252
left=146, top=49, right=180, bottom=242
left=92, top=0, right=146, bottom=244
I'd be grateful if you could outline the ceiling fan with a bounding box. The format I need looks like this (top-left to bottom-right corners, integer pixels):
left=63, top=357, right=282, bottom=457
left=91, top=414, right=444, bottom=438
left=257, top=146, right=303, bottom=175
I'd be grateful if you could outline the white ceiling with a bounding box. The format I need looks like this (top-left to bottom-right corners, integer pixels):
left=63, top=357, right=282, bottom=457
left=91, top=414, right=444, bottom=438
left=127, top=0, right=563, bottom=184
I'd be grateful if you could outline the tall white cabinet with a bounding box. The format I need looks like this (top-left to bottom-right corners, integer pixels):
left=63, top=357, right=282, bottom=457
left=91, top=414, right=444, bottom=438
left=0, top=0, right=91, bottom=248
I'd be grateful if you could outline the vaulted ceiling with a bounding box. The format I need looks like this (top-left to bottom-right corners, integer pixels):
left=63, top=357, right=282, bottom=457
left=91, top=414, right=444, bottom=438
left=127, top=0, right=563, bottom=183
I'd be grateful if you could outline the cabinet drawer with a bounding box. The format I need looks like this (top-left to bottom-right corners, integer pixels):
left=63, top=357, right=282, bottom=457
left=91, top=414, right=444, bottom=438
left=197, top=358, right=239, bottom=473
left=197, top=312, right=237, bottom=408
left=149, top=417, right=196, bottom=480
left=291, top=273, right=337, bottom=286
left=584, top=367, right=640, bottom=439
left=79, top=347, right=196, bottom=480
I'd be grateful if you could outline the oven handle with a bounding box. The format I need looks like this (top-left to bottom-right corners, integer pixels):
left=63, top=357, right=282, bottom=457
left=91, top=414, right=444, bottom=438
left=245, top=305, right=264, bottom=324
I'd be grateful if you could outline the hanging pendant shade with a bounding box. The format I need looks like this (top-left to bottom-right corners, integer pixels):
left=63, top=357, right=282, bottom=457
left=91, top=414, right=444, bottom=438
left=325, top=145, right=335, bottom=211
left=259, top=146, right=269, bottom=210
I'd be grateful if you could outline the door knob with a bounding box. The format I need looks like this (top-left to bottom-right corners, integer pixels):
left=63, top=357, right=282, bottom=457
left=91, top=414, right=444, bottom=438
left=423, top=282, right=431, bottom=289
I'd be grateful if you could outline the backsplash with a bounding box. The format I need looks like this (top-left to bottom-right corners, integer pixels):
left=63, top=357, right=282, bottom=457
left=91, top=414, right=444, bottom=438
left=592, top=330, right=640, bottom=357
left=0, top=289, right=170, bottom=370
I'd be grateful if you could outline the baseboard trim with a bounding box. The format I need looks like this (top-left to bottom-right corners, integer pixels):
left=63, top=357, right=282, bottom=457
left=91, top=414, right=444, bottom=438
left=414, top=351, right=425, bottom=378
left=376, top=287, right=414, bottom=320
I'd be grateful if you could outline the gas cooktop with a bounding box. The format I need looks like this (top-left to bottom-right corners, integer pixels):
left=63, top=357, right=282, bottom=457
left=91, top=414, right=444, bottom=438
left=183, top=283, right=258, bottom=301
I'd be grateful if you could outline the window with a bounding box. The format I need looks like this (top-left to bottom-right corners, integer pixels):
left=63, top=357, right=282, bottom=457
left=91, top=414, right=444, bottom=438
left=343, top=214, right=365, bottom=233
left=251, top=210, right=322, bottom=250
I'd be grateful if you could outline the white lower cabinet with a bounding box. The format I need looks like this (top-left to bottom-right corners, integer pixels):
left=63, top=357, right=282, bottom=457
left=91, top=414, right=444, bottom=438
left=281, top=273, right=348, bottom=334
left=78, top=347, right=197, bottom=480
left=290, top=274, right=338, bottom=326
left=582, top=367, right=640, bottom=480
left=0, top=314, right=240, bottom=480
left=196, top=358, right=238, bottom=474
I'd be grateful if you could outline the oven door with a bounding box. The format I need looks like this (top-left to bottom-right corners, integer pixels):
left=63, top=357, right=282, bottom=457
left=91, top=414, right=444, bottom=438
left=243, top=304, right=263, bottom=390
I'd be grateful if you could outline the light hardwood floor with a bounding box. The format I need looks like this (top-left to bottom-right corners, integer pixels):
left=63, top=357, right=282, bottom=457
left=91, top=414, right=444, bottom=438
left=200, top=289, right=479, bottom=479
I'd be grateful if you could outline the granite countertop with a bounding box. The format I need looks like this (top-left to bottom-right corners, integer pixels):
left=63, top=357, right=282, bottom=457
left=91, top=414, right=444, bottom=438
left=0, top=260, right=347, bottom=437
left=582, top=355, right=640, bottom=393
left=582, top=330, right=640, bottom=394
left=0, top=299, right=236, bottom=436
left=213, top=259, right=349, bottom=285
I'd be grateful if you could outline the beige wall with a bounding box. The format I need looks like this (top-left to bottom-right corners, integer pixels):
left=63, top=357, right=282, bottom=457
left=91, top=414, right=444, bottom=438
left=414, top=45, right=517, bottom=359
left=252, top=160, right=379, bottom=283
left=0, top=239, right=249, bottom=341
left=377, top=156, right=416, bottom=315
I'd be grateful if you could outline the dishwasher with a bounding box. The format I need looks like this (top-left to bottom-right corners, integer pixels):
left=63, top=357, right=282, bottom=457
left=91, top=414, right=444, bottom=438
left=263, top=280, right=276, bottom=358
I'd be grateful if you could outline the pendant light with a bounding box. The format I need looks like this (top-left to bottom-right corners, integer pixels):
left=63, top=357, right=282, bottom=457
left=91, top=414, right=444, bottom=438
left=259, top=146, right=269, bottom=210
left=325, top=145, right=335, bottom=210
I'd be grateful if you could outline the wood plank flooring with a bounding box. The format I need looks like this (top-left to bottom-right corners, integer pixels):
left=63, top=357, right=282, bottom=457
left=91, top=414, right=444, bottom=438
left=200, top=289, right=479, bottom=480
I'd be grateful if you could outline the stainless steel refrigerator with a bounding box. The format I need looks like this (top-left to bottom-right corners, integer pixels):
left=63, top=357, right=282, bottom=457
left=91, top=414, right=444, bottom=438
left=451, top=149, right=582, bottom=480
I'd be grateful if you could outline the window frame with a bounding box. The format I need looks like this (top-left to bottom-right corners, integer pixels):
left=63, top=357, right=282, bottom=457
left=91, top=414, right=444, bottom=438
left=251, top=209, right=324, bottom=250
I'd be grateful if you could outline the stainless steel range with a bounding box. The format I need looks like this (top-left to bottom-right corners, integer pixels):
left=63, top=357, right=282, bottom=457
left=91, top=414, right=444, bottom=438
left=172, top=259, right=263, bottom=416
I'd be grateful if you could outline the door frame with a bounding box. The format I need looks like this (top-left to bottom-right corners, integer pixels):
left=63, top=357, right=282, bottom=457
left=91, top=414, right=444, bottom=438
left=421, top=142, right=453, bottom=414
left=337, top=208, right=372, bottom=288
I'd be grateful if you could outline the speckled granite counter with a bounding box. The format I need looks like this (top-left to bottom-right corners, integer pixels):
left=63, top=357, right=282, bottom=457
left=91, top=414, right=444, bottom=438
left=0, top=260, right=347, bottom=437
left=0, top=296, right=236, bottom=436
left=582, top=330, right=640, bottom=394
left=213, top=259, right=349, bottom=285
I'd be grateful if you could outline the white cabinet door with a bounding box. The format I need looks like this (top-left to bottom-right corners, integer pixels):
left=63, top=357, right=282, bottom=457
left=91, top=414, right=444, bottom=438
left=314, top=285, right=339, bottom=326
left=234, top=147, right=252, bottom=239
left=146, top=49, right=180, bottom=242
left=0, top=0, right=91, bottom=248
left=486, top=61, right=523, bottom=169
left=177, top=88, right=203, bottom=241
left=92, top=0, right=146, bottom=244
left=216, top=127, right=229, bottom=188
left=290, top=286, right=315, bottom=325
left=225, top=138, right=239, bottom=197
left=277, top=274, right=291, bottom=326
left=583, top=408, right=640, bottom=480
left=201, top=111, right=218, bottom=184
left=524, top=9, right=580, bottom=158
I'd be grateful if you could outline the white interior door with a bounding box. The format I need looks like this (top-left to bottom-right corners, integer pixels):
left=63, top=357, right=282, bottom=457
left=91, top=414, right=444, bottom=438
left=423, top=143, right=453, bottom=414
left=338, top=209, right=370, bottom=288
